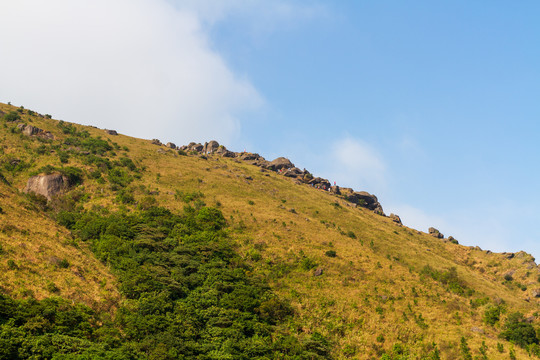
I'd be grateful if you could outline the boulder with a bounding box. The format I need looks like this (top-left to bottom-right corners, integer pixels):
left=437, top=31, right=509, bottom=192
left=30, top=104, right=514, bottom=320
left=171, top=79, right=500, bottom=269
left=105, top=129, right=118, bottom=135
left=40, top=131, right=54, bottom=140
left=309, top=177, right=331, bottom=190
left=151, top=139, right=162, bottom=146
left=23, top=125, right=42, bottom=136
left=190, top=143, right=204, bottom=152
left=330, top=186, right=341, bottom=195
left=239, top=153, right=261, bottom=161
left=531, top=289, right=540, bottom=298
left=347, top=191, right=384, bottom=213
left=313, top=268, right=323, bottom=277
left=205, top=140, right=220, bottom=154
left=428, top=227, right=444, bottom=239
left=390, top=213, right=402, bottom=225
left=283, top=167, right=303, bottom=178
left=268, top=157, right=295, bottom=171
left=24, top=173, right=69, bottom=201
left=166, top=142, right=176, bottom=149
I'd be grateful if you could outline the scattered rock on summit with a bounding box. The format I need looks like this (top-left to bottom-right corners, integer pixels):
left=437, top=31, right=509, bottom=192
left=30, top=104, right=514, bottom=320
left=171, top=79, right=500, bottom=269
left=204, top=140, right=220, bottom=154
left=105, top=129, right=118, bottom=135
left=390, top=213, right=402, bottom=225
left=428, top=227, right=444, bottom=239
left=25, top=173, right=69, bottom=201
left=268, top=157, right=294, bottom=171
left=166, top=142, right=176, bottom=149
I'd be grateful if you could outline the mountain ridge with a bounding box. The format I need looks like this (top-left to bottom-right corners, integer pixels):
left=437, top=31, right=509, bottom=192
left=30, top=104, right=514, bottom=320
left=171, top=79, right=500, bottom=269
left=0, top=101, right=539, bottom=359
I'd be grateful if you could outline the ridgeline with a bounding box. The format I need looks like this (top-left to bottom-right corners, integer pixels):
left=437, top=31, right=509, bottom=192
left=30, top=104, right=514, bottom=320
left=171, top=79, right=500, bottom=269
left=0, top=102, right=539, bottom=359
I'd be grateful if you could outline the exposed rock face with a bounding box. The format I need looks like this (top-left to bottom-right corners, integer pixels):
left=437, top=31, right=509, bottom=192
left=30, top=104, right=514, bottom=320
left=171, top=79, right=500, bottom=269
left=25, top=173, right=69, bottom=200
left=105, top=129, right=118, bottom=135
left=166, top=142, right=176, bottom=149
left=204, top=140, right=220, bottom=154
left=267, top=157, right=294, bottom=171
left=390, top=213, right=402, bottom=225
left=283, top=167, right=304, bottom=178
left=346, top=191, right=384, bottom=213
left=428, top=227, right=444, bottom=239
left=23, top=125, right=42, bottom=136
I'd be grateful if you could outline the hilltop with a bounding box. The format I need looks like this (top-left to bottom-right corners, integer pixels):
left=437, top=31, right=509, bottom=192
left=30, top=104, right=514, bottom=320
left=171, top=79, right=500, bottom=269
left=0, top=102, right=539, bottom=359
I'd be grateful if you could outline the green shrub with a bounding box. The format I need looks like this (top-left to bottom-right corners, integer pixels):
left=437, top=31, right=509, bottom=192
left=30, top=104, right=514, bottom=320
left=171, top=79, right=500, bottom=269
left=58, top=259, right=70, bottom=268
left=7, top=259, right=17, bottom=270
left=499, top=312, right=539, bottom=348
left=483, top=305, right=502, bottom=326
left=3, top=111, right=21, bottom=122
left=325, top=250, right=337, bottom=258
left=346, top=230, right=356, bottom=239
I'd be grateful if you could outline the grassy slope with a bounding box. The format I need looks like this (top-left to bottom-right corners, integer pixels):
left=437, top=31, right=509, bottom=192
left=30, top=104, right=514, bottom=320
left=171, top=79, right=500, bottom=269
left=0, top=102, right=538, bottom=359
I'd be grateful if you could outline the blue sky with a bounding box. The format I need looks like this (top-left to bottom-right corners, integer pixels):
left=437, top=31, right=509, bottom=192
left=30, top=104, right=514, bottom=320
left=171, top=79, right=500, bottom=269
left=1, top=1, right=539, bottom=259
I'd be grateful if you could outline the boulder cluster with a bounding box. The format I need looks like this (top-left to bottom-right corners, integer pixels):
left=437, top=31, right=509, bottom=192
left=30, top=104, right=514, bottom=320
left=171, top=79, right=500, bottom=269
left=17, top=123, right=54, bottom=139
left=157, top=139, right=385, bottom=215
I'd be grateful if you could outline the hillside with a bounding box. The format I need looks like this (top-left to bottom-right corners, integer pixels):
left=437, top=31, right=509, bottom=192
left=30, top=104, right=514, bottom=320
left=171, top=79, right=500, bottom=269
left=0, top=101, right=539, bottom=359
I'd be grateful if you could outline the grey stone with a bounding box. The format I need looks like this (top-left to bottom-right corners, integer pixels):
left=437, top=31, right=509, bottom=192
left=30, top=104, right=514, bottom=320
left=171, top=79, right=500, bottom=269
left=24, top=173, right=69, bottom=201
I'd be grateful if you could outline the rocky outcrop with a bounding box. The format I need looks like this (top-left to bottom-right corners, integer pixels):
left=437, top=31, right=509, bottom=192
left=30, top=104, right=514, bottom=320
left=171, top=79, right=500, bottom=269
left=18, top=124, right=54, bottom=139
left=166, top=142, right=176, bottom=149
left=390, top=213, right=402, bottom=225
left=429, top=227, right=444, bottom=239
left=151, top=139, right=162, bottom=146
left=345, top=191, right=384, bottom=213
left=24, top=173, right=69, bottom=200
left=204, top=140, right=220, bottom=154
left=174, top=139, right=389, bottom=215
left=267, top=157, right=294, bottom=171
left=531, top=289, right=540, bottom=298
left=105, top=129, right=118, bottom=135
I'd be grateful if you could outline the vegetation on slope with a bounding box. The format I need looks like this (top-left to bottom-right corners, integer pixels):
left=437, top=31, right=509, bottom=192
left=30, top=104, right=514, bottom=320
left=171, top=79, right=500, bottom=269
left=0, top=102, right=539, bottom=359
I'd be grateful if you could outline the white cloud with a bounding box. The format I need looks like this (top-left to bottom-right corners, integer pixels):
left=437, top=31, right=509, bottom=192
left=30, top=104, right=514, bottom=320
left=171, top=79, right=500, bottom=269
left=326, top=137, right=386, bottom=193
left=172, top=0, right=328, bottom=28
left=0, top=0, right=262, bottom=145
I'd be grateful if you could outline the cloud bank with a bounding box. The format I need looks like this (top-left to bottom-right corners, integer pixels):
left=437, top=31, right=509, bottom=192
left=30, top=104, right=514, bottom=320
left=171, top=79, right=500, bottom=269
left=0, top=0, right=261, bottom=145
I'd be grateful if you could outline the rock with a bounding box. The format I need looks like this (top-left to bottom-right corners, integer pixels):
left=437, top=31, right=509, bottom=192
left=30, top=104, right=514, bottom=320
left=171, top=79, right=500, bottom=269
left=220, top=150, right=236, bottom=158
left=503, top=270, right=515, bottom=281
left=156, top=148, right=167, bottom=154
left=313, top=268, right=323, bottom=277
left=309, top=177, right=331, bottom=190
left=268, top=157, right=295, bottom=171
left=428, top=227, right=444, bottom=239
left=190, top=143, right=204, bottom=152
left=41, top=131, right=54, bottom=140
left=151, top=139, right=162, bottom=146
left=239, top=152, right=260, bottom=161
left=17, top=123, right=26, bottom=130
left=531, top=289, right=540, bottom=298
left=24, top=173, right=69, bottom=200
left=283, top=167, right=303, bottom=178
left=105, top=129, right=118, bottom=135
left=330, top=186, right=341, bottom=195
left=390, top=213, right=402, bottom=225
left=166, top=142, right=176, bottom=149
left=204, top=140, right=220, bottom=154
left=23, top=125, right=42, bottom=136
left=504, top=252, right=515, bottom=259
left=471, top=327, right=484, bottom=334
left=347, top=191, right=384, bottom=213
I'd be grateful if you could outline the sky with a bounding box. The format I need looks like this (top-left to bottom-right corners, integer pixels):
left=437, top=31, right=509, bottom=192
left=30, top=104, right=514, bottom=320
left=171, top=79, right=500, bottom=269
left=0, top=1, right=539, bottom=259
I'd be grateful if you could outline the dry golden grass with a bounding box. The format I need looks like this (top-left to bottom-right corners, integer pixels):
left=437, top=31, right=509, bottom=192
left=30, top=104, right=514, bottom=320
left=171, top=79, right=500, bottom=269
left=0, top=101, right=538, bottom=358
